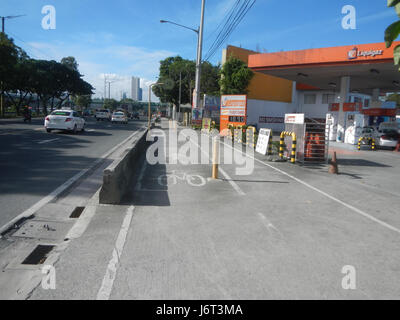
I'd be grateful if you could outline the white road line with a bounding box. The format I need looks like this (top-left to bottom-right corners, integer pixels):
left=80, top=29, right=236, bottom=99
left=87, top=129, right=95, bottom=132
left=37, top=138, right=60, bottom=144
left=187, top=132, right=245, bottom=196
left=223, top=141, right=400, bottom=235
left=0, top=129, right=143, bottom=236
left=257, top=212, right=285, bottom=238
left=97, top=206, right=134, bottom=300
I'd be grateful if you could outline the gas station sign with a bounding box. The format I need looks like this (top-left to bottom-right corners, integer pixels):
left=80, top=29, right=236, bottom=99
left=220, top=95, right=247, bottom=132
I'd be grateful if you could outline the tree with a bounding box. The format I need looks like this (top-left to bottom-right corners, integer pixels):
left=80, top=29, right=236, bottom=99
left=219, top=57, right=254, bottom=95
left=103, top=99, right=118, bottom=110
left=61, top=56, right=79, bottom=72
left=73, top=95, right=92, bottom=112
left=0, top=33, right=20, bottom=116
left=385, top=0, right=400, bottom=70
left=153, top=56, right=220, bottom=106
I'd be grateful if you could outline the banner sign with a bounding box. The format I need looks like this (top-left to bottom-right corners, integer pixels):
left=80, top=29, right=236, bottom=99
left=256, top=128, right=272, bottom=155
left=284, top=113, right=305, bottom=124
left=221, top=95, right=247, bottom=116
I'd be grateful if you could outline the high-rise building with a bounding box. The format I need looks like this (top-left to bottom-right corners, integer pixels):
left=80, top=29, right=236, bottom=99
left=131, top=76, right=141, bottom=101
left=138, top=88, right=143, bottom=101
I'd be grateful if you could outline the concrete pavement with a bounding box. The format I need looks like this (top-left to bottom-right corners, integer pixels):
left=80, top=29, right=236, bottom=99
left=25, top=119, right=400, bottom=300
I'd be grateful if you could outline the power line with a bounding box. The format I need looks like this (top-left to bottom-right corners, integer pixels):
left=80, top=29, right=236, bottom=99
left=205, top=0, right=255, bottom=61
left=204, top=0, right=256, bottom=62
left=7, top=31, right=57, bottom=61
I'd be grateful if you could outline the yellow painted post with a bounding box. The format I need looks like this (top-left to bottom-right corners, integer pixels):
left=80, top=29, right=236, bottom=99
left=212, top=136, right=219, bottom=179
left=291, top=132, right=297, bottom=164
left=279, top=131, right=285, bottom=159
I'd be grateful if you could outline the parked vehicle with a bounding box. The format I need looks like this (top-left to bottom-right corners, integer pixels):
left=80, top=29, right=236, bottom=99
left=95, top=109, right=111, bottom=121
left=111, top=111, right=128, bottom=124
left=44, top=110, right=85, bottom=134
left=361, top=126, right=399, bottom=148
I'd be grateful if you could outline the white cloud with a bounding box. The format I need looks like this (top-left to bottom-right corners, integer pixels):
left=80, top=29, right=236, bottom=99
left=23, top=40, right=175, bottom=101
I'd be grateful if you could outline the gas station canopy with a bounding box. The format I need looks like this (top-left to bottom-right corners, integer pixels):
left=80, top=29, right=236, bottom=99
left=248, top=42, right=400, bottom=95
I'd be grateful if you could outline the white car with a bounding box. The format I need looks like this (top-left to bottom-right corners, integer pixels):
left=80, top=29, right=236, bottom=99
left=111, top=111, right=128, bottom=124
left=361, top=126, right=399, bottom=148
left=44, top=110, right=85, bottom=134
left=95, top=109, right=111, bottom=121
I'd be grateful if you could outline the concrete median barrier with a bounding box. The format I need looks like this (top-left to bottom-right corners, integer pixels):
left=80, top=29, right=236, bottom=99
left=99, top=129, right=148, bottom=204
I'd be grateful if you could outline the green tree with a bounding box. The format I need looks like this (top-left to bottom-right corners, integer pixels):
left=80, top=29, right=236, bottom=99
left=219, top=57, right=254, bottom=95
left=73, top=95, right=92, bottom=112
left=385, top=0, right=400, bottom=70
left=153, top=56, right=220, bottom=106
left=61, top=56, right=79, bottom=72
left=103, top=98, right=118, bottom=110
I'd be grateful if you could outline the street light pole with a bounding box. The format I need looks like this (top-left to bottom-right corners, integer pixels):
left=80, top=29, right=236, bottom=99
left=160, top=0, right=206, bottom=112
left=194, top=0, right=206, bottom=111
left=148, top=83, right=164, bottom=129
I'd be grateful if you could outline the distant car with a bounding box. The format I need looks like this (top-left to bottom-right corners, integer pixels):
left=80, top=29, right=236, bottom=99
left=361, top=126, right=399, bottom=148
left=131, top=112, right=140, bottom=120
left=111, top=111, right=128, bottom=124
left=95, top=109, right=111, bottom=121
left=44, top=110, right=85, bottom=134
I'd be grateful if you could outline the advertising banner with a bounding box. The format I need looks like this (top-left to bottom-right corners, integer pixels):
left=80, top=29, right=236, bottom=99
left=284, top=113, right=305, bottom=124
left=221, top=95, right=247, bottom=116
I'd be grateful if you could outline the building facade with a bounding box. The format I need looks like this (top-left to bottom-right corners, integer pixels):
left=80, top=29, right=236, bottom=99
left=131, top=76, right=141, bottom=101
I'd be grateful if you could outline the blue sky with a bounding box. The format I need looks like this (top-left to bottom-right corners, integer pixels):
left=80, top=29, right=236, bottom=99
left=0, top=0, right=398, bottom=100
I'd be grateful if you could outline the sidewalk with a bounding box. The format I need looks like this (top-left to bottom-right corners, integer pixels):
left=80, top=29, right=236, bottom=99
left=29, top=119, right=400, bottom=299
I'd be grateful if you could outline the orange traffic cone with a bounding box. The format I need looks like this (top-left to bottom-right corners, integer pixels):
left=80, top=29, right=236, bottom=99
left=329, top=151, right=338, bottom=174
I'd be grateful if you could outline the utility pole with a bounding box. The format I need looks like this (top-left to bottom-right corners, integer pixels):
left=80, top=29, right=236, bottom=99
left=178, top=71, right=182, bottom=114
left=194, top=0, right=205, bottom=111
left=1, top=15, right=25, bottom=34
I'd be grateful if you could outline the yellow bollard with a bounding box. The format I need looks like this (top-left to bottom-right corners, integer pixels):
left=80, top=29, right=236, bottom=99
left=212, top=136, right=219, bottom=179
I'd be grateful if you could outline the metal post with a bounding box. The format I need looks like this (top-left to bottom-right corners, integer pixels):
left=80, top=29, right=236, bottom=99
left=148, top=84, right=153, bottom=129
left=212, top=135, right=219, bottom=179
left=194, top=0, right=205, bottom=110
left=178, top=71, right=182, bottom=114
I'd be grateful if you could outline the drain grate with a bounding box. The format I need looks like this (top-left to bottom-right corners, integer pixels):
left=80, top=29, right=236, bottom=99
left=22, top=245, right=55, bottom=265
left=70, top=206, right=85, bottom=218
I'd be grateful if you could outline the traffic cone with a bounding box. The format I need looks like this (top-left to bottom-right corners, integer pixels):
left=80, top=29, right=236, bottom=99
left=329, top=151, right=338, bottom=174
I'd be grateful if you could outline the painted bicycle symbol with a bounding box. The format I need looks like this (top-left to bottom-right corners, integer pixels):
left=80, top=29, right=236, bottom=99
left=157, top=170, right=206, bottom=187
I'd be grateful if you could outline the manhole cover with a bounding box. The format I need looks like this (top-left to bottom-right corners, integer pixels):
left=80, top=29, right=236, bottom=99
left=12, top=220, right=73, bottom=240
left=22, top=245, right=55, bottom=265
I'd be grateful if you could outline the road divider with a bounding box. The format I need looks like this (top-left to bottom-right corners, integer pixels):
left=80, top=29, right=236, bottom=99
left=99, top=129, right=149, bottom=204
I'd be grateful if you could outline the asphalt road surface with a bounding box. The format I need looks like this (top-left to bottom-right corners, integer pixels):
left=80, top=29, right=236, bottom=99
left=0, top=116, right=146, bottom=229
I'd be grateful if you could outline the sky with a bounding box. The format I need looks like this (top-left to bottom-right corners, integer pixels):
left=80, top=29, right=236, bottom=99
left=0, top=0, right=398, bottom=101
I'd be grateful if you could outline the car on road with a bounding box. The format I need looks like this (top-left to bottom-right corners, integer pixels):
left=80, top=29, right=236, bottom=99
left=44, top=110, right=85, bottom=134
left=95, top=109, right=111, bottom=121
left=361, top=126, right=399, bottom=148
left=131, top=112, right=140, bottom=120
left=111, top=111, right=128, bottom=124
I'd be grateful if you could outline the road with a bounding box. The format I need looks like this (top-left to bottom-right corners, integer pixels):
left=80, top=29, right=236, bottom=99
left=0, top=116, right=146, bottom=229
left=29, top=120, right=400, bottom=299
